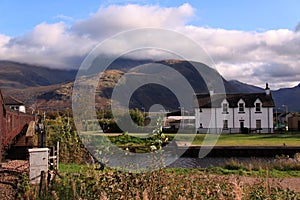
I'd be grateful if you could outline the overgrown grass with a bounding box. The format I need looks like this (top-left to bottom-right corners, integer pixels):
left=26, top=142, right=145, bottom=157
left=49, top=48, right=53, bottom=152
left=22, top=163, right=299, bottom=200
left=220, top=153, right=300, bottom=178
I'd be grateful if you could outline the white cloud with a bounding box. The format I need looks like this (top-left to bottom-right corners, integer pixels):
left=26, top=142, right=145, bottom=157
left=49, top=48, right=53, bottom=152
left=2, top=22, right=95, bottom=67
left=179, top=26, right=300, bottom=89
left=72, top=3, right=194, bottom=39
left=0, top=3, right=299, bottom=89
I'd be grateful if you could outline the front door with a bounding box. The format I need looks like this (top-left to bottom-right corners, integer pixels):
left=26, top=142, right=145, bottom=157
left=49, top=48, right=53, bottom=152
left=240, top=121, right=244, bottom=129
left=240, top=120, right=245, bottom=133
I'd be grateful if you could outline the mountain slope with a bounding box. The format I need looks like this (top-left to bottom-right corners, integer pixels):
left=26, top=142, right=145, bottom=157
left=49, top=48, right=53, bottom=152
left=0, top=60, right=77, bottom=90
left=272, top=84, right=300, bottom=111
left=2, top=59, right=300, bottom=112
left=227, top=80, right=300, bottom=111
left=228, top=80, right=264, bottom=93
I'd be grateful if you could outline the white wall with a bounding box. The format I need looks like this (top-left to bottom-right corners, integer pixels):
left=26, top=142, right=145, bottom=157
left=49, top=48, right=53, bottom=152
left=19, top=105, right=26, bottom=113
left=195, top=103, right=274, bottom=133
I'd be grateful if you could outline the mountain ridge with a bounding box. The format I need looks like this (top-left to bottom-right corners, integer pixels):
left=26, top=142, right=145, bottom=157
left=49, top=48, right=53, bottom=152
left=0, top=60, right=299, bottom=111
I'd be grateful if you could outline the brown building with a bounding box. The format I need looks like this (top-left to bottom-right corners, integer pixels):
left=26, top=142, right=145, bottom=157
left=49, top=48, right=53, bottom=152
left=288, top=114, right=300, bottom=131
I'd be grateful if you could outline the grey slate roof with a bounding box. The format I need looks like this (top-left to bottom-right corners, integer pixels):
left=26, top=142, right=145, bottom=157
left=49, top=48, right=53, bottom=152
left=3, top=95, right=24, bottom=106
left=195, top=93, right=275, bottom=108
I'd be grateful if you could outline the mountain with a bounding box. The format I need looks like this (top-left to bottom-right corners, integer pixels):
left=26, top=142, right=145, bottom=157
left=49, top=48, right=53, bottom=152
left=1, top=59, right=299, bottom=112
left=228, top=80, right=300, bottom=112
left=228, top=80, right=264, bottom=93
left=0, top=60, right=77, bottom=90
left=272, top=84, right=300, bottom=112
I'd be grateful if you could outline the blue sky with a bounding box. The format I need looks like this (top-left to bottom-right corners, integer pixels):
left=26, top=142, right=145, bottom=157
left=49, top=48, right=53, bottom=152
left=1, top=0, right=299, bottom=36
left=0, top=1, right=299, bottom=89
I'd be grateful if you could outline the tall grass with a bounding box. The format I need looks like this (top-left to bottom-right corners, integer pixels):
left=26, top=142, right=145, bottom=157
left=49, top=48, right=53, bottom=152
left=21, top=165, right=299, bottom=200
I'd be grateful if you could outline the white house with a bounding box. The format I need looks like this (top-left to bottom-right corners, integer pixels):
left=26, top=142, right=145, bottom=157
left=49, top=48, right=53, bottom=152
left=195, top=84, right=274, bottom=134
left=3, top=95, right=26, bottom=113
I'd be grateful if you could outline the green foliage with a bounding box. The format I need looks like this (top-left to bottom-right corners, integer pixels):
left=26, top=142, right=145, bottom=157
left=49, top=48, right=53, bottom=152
left=108, top=118, right=169, bottom=152
left=147, top=117, right=168, bottom=151
left=46, top=117, right=90, bottom=164
left=129, top=108, right=145, bottom=126
left=16, top=173, right=32, bottom=198
left=95, top=109, right=145, bottom=132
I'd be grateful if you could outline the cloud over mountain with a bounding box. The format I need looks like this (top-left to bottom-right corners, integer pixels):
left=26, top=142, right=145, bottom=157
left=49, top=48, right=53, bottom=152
left=0, top=4, right=299, bottom=89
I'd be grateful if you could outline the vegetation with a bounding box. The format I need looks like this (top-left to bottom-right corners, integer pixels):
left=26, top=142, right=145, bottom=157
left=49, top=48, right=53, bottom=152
left=22, top=164, right=299, bottom=199
left=45, top=117, right=90, bottom=164
left=169, top=133, right=300, bottom=146
left=18, top=114, right=300, bottom=199
left=95, top=109, right=145, bottom=133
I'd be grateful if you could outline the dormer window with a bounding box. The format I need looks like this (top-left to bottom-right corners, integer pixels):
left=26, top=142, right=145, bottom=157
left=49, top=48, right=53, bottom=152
left=238, top=103, right=245, bottom=113
left=255, top=103, right=261, bottom=112
left=222, top=103, right=228, bottom=113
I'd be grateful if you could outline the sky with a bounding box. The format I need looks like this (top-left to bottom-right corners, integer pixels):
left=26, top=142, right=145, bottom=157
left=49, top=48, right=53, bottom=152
left=0, top=0, right=300, bottom=89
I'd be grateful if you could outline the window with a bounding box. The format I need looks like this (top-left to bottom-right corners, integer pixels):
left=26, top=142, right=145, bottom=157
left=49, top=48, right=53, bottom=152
left=256, top=120, right=261, bottom=129
left=223, top=120, right=228, bottom=129
left=255, top=103, right=261, bottom=112
left=238, top=103, right=244, bottom=112
left=222, top=103, right=228, bottom=113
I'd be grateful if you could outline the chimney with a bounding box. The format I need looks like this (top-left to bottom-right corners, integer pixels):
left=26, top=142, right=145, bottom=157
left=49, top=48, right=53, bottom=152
left=265, top=83, right=270, bottom=95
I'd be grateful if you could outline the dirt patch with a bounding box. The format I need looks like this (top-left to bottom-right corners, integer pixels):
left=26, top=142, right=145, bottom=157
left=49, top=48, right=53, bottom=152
left=0, top=160, right=29, bottom=199
left=230, top=175, right=300, bottom=193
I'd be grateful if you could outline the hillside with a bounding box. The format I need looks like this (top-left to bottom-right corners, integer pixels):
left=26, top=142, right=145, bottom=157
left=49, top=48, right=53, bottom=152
left=1, top=59, right=299, bottom=112
left=228, top=80, right=264, bottom=93
left=228, top=80, right=300, bottom=111
left=0, top=60, right=77, bottom=90
left=272, top=84, right=300, bottom=112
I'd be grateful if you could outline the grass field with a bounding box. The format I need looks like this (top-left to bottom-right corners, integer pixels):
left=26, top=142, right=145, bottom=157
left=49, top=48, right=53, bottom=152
left=166, top=133, right=300, bottom=146
left=101, top=133, right=300, bottom=146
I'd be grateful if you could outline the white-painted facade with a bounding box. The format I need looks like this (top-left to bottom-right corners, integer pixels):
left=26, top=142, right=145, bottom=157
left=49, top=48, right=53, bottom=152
left=195, top=87, right=274, bottom=134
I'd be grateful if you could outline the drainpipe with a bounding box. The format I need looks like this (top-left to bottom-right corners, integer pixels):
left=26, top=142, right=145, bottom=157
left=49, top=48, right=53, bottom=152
left=267, top=107, right=270, bottom=133
left=249, top=107, right=251, bottom=132
left=215, top=107, right=217, bottom=133
left=233, top=107, right=235, bottom=129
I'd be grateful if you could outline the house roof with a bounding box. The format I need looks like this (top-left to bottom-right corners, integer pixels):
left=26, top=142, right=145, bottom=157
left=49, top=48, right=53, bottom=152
left=3, top=95, right=24, bottom=106
left=195, top=93, right=275, bottom=108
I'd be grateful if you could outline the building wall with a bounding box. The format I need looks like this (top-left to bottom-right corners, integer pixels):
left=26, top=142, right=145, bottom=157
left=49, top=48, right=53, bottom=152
left=196, top=106, right=273, bottom=133
left=288, top=116, right=300, bottom=131
left=19, top=105, right=26, bottom=113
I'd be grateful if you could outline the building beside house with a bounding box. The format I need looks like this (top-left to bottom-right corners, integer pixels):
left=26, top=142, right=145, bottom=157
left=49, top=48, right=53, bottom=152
left=162, top=110, right=195, bottom=132
left=3, top=95, right=26, bottom=113
left=195, top=84, right=274, bottom=134
left=288, top=113, right=300, bottom=132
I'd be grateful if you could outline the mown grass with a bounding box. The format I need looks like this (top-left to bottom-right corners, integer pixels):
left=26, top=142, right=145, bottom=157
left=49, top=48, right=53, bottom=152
left=167, top=133, right=300, bottom=146
left=105, top=133, right=300, bottom=146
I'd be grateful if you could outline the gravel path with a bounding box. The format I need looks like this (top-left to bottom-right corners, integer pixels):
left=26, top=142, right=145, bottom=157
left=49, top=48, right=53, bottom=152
left=0, top=160, right=29, bottom=200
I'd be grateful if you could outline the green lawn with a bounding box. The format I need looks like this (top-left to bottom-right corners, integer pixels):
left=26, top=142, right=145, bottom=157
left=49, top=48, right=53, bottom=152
left=167, top=133, right=300, bottom=146
left=99, top=133, right=300, bottom=146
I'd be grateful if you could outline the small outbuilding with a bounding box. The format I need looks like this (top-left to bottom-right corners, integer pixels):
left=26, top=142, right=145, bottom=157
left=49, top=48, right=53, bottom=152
left=3, top=95, right=26, bottom=113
